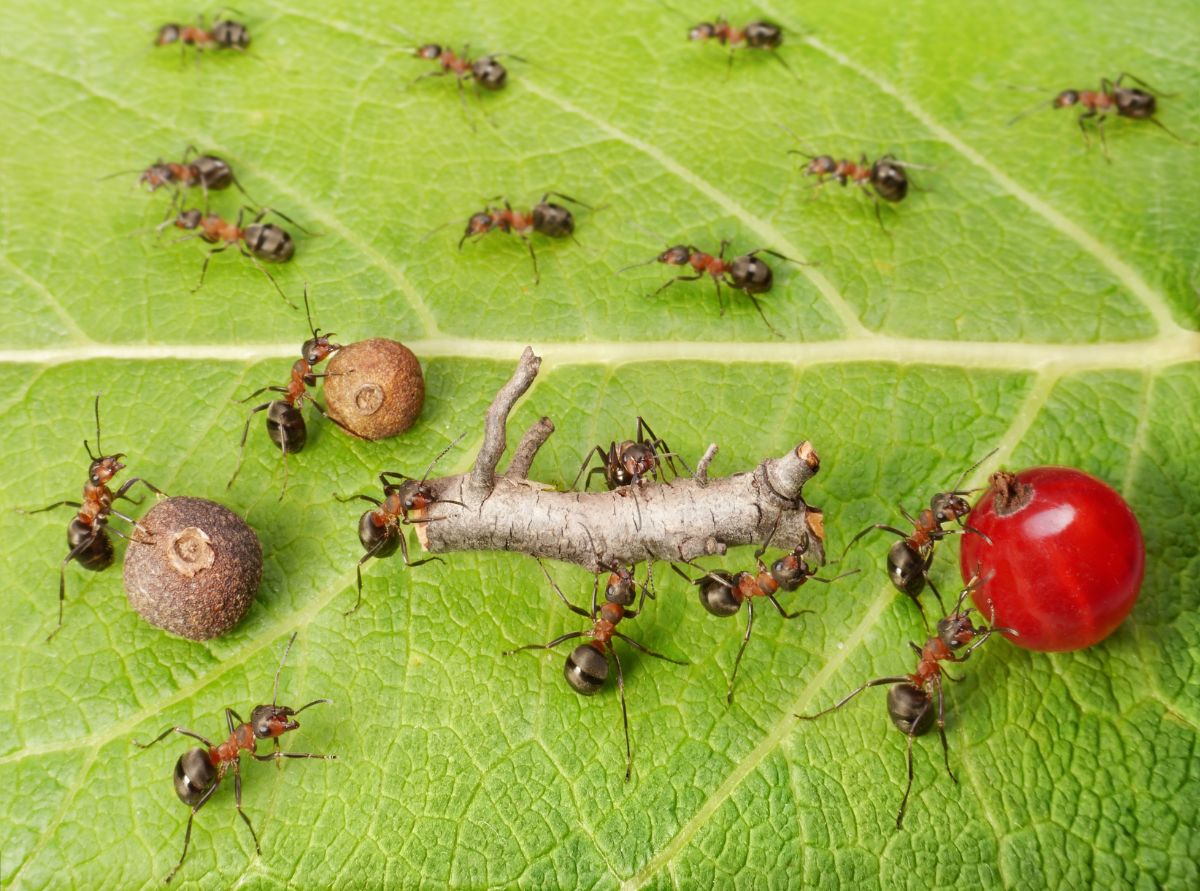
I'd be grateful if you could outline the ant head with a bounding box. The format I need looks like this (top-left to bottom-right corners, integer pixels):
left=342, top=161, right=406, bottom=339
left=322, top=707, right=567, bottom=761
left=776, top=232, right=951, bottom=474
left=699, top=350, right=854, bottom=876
left=806, top=155, right=838, bottom=175
left=464, top=211, right=496, bottom=239
left=155, top=23, right=182, bottom=46
left=564, top=644, right=608, bottom=694
left=770, top=553, right=812, bottom=591
left=936, top=608, right=984, bottom=650
left=744, top=21, right=783, bottom=49
left=472, top=57, right=508, bottom=90
left=301, top=333, right=340, bottom=365
left=391, top=479, right=434, bottom=513
left=689, top=22, right=716, bottom=41
left=604, top=569, right=637, bottom=606
left=532, top=201, right=575, bottom=238
left=250, top=704, right=298, bottom=739
left=930, top=491, right=971, bottom=524
left=728, top=254, right=773, bottom=294
left=87, top=454, right=126, bottom=486
left=1115, top=87, right=1156, bottom=119
left=138, top=164, right=173, bottom=191
left=886, top=540, right=928, bottom=597
left=886, top=684, right=934, bottom=735
left=176, top=208, right=203, bottom=230
left=620, top=442, right=657, bottom=479
left=658, top=245, right=692, bottom=266
left=416, top=43, right=442, bottom=60
left=870, top=159, right=909, bottom=202
left=1053, top=89, right=1080, bottom=108
left=697, top=571, right=741, bottom=616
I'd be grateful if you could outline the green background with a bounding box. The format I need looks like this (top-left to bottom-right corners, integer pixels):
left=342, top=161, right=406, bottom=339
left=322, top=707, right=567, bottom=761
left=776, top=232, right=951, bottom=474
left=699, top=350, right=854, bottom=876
left=1, top=1, right=1197, bottom=888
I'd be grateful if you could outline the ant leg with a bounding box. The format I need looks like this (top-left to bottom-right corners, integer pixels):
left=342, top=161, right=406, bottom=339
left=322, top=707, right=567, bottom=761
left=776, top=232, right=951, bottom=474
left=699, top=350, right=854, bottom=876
left=17, top=500, right=82, bottom=515
left=239, top=385, right=289, bottom=403
left=612, top=647, right=633, bottom=781
left=114, top=476, right=166, bottom=502
left=278, top=434, right=290, bottom=502
left=744, top=292, right=782, bottom=338
left=838, top=523, right=910, bottom=562
left=753, top=513, right=784, bottom=565
left=771, top=50, right=800, bottom=82
left=378, top=470, right=416, bottom=486
left=227, top=402, right=273, bottom=489
left=650, top=273, right=703, bottom=298
left=238, top=245, right=298, bottom=309
left=923, top=572, right=948, bottom=613
left=304, top=397, right=354, bottom=435
left=193, top=244, right=231, bottom=293
left=49, top=533, right=106, bottom=641
left=395, top=531, right=445, bottom=570
left=809, top=568, right=861, bottom=585
left=249, top=205, right=310, bottom=233
left=519, top=233, right=540, bottom=284
left=1113, top=71, right=1172, bottom=95
left=133, top=725, right=216, bottom=749
left=228, top=172, right=259, bottom=207
left=1075, top=109, right=1097, bottom=150
left=345, top=531, right=401, bottom=616
left=1145, top=115, right=1193, bottom=144
left=570, top=445, right=610, bottom=491
left=231, top=762, right=262, bottom=854
left=1096, top=114, right=1111, bottom=162
left=724, top=600, right=754, bottom=704
left=165, top=778, right=220, bottom=884
left=796, top=676, right=911, bottom=720
left=895, top=703, right=928, bottom=831
left=542, top=191, right=592, bottom=209
left=502, top=630, right=585, bottom=656
left=766, top=593, right=813, bottom=621
left=334, top=493, right=382, bottom=507
left=748, top=247, right=809, bottom=267
left=536, top=559, right=592, bottom=618
left=252, top=749, right=337, bottom=761
left=612, top=631, right=687, bottom=665
left=935, top=676, right=955, bottom=783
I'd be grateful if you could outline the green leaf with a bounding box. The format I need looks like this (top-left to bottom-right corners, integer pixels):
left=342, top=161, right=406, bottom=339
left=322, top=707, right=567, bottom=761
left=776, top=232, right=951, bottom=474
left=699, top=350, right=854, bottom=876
left=1, top=0, right=1197, bottom=888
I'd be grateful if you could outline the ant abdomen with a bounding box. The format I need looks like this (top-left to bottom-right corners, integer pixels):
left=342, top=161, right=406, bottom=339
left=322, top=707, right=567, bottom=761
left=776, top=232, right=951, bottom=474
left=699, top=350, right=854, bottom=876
left=564, top=644, right=608, bottom=694
left=173, top=748, right=217, bottom=806
left=729, top=255, right=773, bottom=294
left=472, top=58, right=507, bottom=90
left=192, top=155, right=234, bottom=190
left=744, top=21, right=783, bottom=48
left=356, top=511, right=400, bottom=559
left=532, top=202, right=574, bottom=238
left=213, top=20, right=250, bottom=50
left=871, top=160, right=909, bottom=202
left=887, top=540, right=929, bottom=597
left=886, top=684, right=934, bottom=736
left=243, top=223, right=295, bottom=263
left=1115, top=88, right=1156, bottom=118
left=265, top=401, right=306, bottom=453
left=697, top=571, right=741, bottom=616
left=67, top=518, right=114, bottom=572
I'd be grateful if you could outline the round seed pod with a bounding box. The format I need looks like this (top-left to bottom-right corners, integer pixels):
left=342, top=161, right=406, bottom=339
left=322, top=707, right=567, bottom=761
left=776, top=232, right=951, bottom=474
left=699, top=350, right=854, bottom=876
left=323, top=337, right=425, bottom=440
left=123, top=496, right=262, bottom=640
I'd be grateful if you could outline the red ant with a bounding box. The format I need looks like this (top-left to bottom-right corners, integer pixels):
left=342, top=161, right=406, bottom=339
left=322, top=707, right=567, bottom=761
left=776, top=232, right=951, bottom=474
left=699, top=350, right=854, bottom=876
left=18, top=396, right=165, bottom=641
left=227, top=286, right=345, bottom=499
left=102, top=145, right=255, bottom=209
left=686, top=17, right=796, bottom=79
left=840, top=451, right=996, bottom=625
left=159, top=205, right=303, bottom=307
left=674, top=528, right=858, bottom=703
left=458, top=193, right=591, bottom=284
left=620, top=240, right=804, bottom=336
left=1010, top=72, right=1190, bottom=159
left=505, top=559, right=686, bottom=781
left=401, top=38, right=525, bottom=125
left=796, top=576, right=1015, bottom=828
left=133, top=633, right=335, bottom=884
left=155, top=11, right=250, bottom=60
left=335, top=436, right=467, bottom=615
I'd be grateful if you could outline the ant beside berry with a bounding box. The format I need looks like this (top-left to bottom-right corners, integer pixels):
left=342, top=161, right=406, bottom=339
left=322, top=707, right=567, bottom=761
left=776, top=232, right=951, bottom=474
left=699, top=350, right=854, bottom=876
left=335, top=436, right=467, bottom=614
left=155, top=11, right=250, bottom=61
left=18, top=396, right=165, bottom=641
left=674, top=528, right=857, bottom=703
left=620, top=240, right=806, bottom=336
left=458, top=192, right=592, bottom=284
left=133, top=633, right=335, bottom=884
left=796, top=576, right=1014, bottom=828
left=159, top=205, right=304, bottom=307
left=1010, top=72, right=1191, bottom=159
left=505, top=559, right=686, bottom=781
left=103, top=145, right=255, bottom=212
left=227, top=286, right=347, bottom=500
left=840, top=450, right=996, bottom=626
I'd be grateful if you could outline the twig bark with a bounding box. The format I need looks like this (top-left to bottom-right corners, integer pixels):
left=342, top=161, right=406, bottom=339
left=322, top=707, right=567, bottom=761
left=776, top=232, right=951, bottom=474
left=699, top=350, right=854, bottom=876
left=413, top=348, right=825, bottom=570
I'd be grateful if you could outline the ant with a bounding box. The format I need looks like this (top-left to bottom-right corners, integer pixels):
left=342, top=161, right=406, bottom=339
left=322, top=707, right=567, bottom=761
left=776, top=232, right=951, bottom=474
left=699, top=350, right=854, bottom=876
left=796, top=576, right=1015, bottom=829
left=839, top=451, right=996, bottom=625
left=227, top=286, right=345, bottom=499
left=458, top=193, right=591, bottom=284
left=335, top=436, right=467, bottom=615
left=791, top=150, right=917, bottom=230
left=155, top=11, right=251, bottom=60
left=159, top=205, right=303, bottom=307
left=18, top=396, right=165, bottom=641
left=673, top=529, right=858, bottom=703
left=571, top=416, right=689, bottom=492
left=620, top=240, right=804, bottom=336
left=102, top=145, right=255, bottom=210
left=1010, top=72, right=1190, bottom=159
left=505, top=560, right=687, bottom=781
left=686, top=17, right=796, bottom=79
left=402, top=39, right=525, bottom=125
left=133, top=633, right=335, bottom=884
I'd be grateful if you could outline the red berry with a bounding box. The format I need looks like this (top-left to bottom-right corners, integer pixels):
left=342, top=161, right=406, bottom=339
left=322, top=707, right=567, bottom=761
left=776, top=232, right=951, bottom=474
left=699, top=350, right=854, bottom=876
left=959, top=466, right=1144, bottom=652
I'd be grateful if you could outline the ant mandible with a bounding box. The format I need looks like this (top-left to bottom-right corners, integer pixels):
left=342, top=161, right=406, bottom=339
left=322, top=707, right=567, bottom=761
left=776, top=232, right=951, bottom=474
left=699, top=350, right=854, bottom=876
left=335, top=436, right=467, bottom=615
left=159, top=205, right=303, bottom=307
left=796, top=576, right=1015, bottom=828
left=227, top=286, right=346, bottom=499
left=620, top=240, right=804, bottom=336
left=103, top=145, right=255, bottom=210
left=458, top=192, right=591, bottom=284
left=1010, top=72, right=1191, bottom=159
left=840, top=450, right=996, bottom=625
left=155, top=11, right=251, bottom=60
left=673, top=528, right=858, bottom=703
left=133, top=633, right=335, bottom=884
left=505, top=560, right=687, bottom=781
left=686, top=17, right=796, bottom=79
left=18, top=395, right=165, bottom=640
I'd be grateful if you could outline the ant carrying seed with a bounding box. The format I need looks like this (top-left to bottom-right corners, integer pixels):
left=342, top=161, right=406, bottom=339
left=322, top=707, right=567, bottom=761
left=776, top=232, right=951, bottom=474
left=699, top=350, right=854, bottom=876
left=505, top=559, right=687, bottom=781
left=673, top=527, right=857, bottom=703
left=619, top=240, right=806, bottom=336
left=335, top=435, right=467, bottom=615
left=159, top=205, right=303, bottom=307
left=458, top=192, right=591, bottom=284
left=227, top=286, right=346, bottom=500
left=1010, top=72, right=1191, bottom=159
left=840, top=451, right=996, bottom=626
left=686, top=17, right=796, bottom=79
left=18, top=396, right=165, bottom=641
left=155, top=11, right=251, bottom=60
left=102, top=145, right=255, bottom=211
left=133, top=633, right=335, bottom=884
left=796, top=576, right=1015, bottom=828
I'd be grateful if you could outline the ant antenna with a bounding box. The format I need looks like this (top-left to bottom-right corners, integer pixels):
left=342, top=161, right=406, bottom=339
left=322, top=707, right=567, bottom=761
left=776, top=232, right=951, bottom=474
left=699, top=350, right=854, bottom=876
left=84, top=394, right=103, bottom=460
left=950, top=447, right=999, bottom=493
left=419, top=433, right=468, bottom=485
left=617, top=256, right=662, bottom=274
left=301, top=283, right=333, bottom=340
left=272, top=632, right=299, bottom=706
left=1007, top=97, right=1053, bottom=126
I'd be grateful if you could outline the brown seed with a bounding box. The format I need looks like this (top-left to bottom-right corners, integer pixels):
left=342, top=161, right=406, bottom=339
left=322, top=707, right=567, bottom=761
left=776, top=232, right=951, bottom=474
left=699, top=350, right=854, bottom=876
left=123, top=496, right=262, bottom=640
left=324, top=337, right=424, bottom=440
